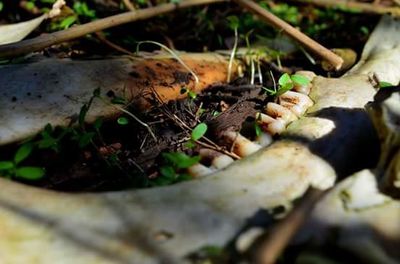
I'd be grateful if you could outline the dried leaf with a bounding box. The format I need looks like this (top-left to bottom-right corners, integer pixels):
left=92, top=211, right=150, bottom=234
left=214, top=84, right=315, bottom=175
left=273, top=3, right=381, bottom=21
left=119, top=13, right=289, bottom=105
left=0, top=14, right=47, bottom=45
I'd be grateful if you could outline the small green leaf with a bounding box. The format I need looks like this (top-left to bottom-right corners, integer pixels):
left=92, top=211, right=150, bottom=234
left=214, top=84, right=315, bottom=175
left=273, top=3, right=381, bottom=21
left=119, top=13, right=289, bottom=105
left=291, top=74, right=310, bottom=86
left=184, top=140, right=196, bottom=149
left=360, top=26, right=369, bottom=35
left=176, top=173, right=192, bottom=182
left=79, top=104, right=89, bottom=127
left=93, top=88, right=101, bottom=97
left=0, top=161, right=14, bottom=171
left=14, top=143, right=34, bottom=164
left=117, top=117, right=129, bottom=125
left=59, top=16, right=77, bottom=29
left=42, top=123, right=53, bottom=137
left=0, top=2, right=4, bottom=12
left=262, top=87, right=276, bottom=96
left=379, top=81, right=393, bottom=88
left=276, top=82, right=294, bottom=96
left=191, top=123, right=208, bottom=141
left=162, top=152, right=200, bottom=169
left=278, top=73, right=292, bottom=87
left=37, top=138, right=58, bottom=149
left=188, top=90, right=197, bottom=99
left=254, top=122, right=262, bottom=137
left=227, top=15, right=239, bottom=30
left=25, top=2, right=36, bottom=10
left=160, top=166, right=176, bottom=179
left=94, top=118, right=103, bottom=130
left=16, top=167, right=45, bottom=180
left=111, top=97, right=127, bottom=105
left=78, top=132, right=95, bottom=148
left=198, top=245, right=224, bottom=257
left=212, top=110, right=220, bottom=117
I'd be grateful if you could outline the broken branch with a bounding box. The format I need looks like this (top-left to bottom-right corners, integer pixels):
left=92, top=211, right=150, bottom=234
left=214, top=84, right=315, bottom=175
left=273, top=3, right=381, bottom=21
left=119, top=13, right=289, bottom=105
left=255, top=188, right=327, bottom=264
left=0, top=0, right=226, bottom=58
left=232, top=0, right=344, bottom=71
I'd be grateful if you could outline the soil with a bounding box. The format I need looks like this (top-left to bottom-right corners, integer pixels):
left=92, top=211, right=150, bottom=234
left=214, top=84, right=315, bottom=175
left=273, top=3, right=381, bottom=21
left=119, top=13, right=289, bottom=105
left=5, top=78, right=271, bottom=192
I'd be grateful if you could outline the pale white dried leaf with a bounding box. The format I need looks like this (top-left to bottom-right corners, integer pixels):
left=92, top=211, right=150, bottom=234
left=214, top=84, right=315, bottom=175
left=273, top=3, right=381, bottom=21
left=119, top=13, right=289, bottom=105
left=0, top=14, right=47, bottom=45
left=0, top=0, right=65, bottom=45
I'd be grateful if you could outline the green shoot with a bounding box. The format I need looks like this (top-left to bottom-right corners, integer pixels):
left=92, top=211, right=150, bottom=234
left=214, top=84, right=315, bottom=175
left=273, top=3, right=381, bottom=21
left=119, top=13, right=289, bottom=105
left=264, top=72, right=310, bottom=97
left=254, top=114, right=262, bottom=137
left=0, top=143, right=45, bottom=180
left=162, top=152, right=200, bottom=169
left=379, top=81, right=394, bottom=88
left=14, top=143, right=34, bottom=164
left=152, top=152, right=200, bottom=186
left=191, top=123, right=208, bottom=141
left=136, top=41, right=199, bottom=88
left=181, top=87, right=197, bottom=100
left=117, top=117, right=129, bottom=125
left=73, top=2, right=96, bottom=19
left=227, top=16, right=239, bottom=83
left=106, top=101, right=157, bottom=142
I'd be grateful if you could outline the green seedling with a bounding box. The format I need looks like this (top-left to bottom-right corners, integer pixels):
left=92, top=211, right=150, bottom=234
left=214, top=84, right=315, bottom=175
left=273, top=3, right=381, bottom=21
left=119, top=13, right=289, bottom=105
left=185, top=122, right=208, bottom=149
left=0, top=143, right=45, bottom=180
left=58, top=16, right=77, bottom=29
left=73, top=1, right=96, bottom=19
left=254, top=115, right=262, bottom=137
left=111, top=96, right=128, bottom=105
left=180, top=87, right=197, bottom=100
left=66, top=88, right=102, bottom=148
left=36, top=123, right=70, bottom=152
left=268, top=3, right=300, bottom=25
left=117, top=117, right=129, bottom=125
left=227, top=16, right=239, bottom=83
left=152, top=152, right=200, bottom=186
left=379, top=81, right=394, bottom=88
left=263, top=73, right=310, bottom=97
left=191, top=123, right=208, bottom=141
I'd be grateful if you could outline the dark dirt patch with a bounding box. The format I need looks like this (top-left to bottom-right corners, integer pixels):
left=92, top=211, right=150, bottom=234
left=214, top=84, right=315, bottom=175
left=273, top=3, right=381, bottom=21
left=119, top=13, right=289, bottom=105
left=0, top=79, right=272, bottom=192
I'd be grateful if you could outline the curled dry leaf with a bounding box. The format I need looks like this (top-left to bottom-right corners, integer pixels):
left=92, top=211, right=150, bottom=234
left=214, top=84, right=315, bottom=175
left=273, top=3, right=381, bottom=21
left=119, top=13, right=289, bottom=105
left=0, top=0, right=65, bottom=45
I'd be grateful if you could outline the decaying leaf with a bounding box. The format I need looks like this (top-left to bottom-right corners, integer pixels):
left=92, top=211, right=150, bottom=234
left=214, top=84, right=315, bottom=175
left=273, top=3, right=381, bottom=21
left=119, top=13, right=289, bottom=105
left=0, top=0, right=65, bottom=45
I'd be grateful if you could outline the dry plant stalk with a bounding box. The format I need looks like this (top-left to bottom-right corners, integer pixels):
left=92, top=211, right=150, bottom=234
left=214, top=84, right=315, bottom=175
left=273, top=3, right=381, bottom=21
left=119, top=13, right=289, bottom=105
left=255, top=188, right=326, bottom=264
left=232, top=0, right=344, bottom=71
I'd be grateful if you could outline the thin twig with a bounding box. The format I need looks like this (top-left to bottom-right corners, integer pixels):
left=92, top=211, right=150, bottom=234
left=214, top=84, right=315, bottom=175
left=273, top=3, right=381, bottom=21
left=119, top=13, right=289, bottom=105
left=291, top=0, right=400, bottom=16
left=122, top=0, right=136, bottom=11
left=196, top=140, right=241, bottom=159
left=227, top=27, right=239, bottom=82
left=0, top=0, right=226, bottom=58
left=232, top=0, right=344, bottom=71
left=137, top=41, right=200, bottom=88
left=99, top=96, right=158, bottom=142
left=114, top=104, right=158, bottom=142
left=255, top=188, right=328, bottom=264
left=94, top=32, right=135, bottom=55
